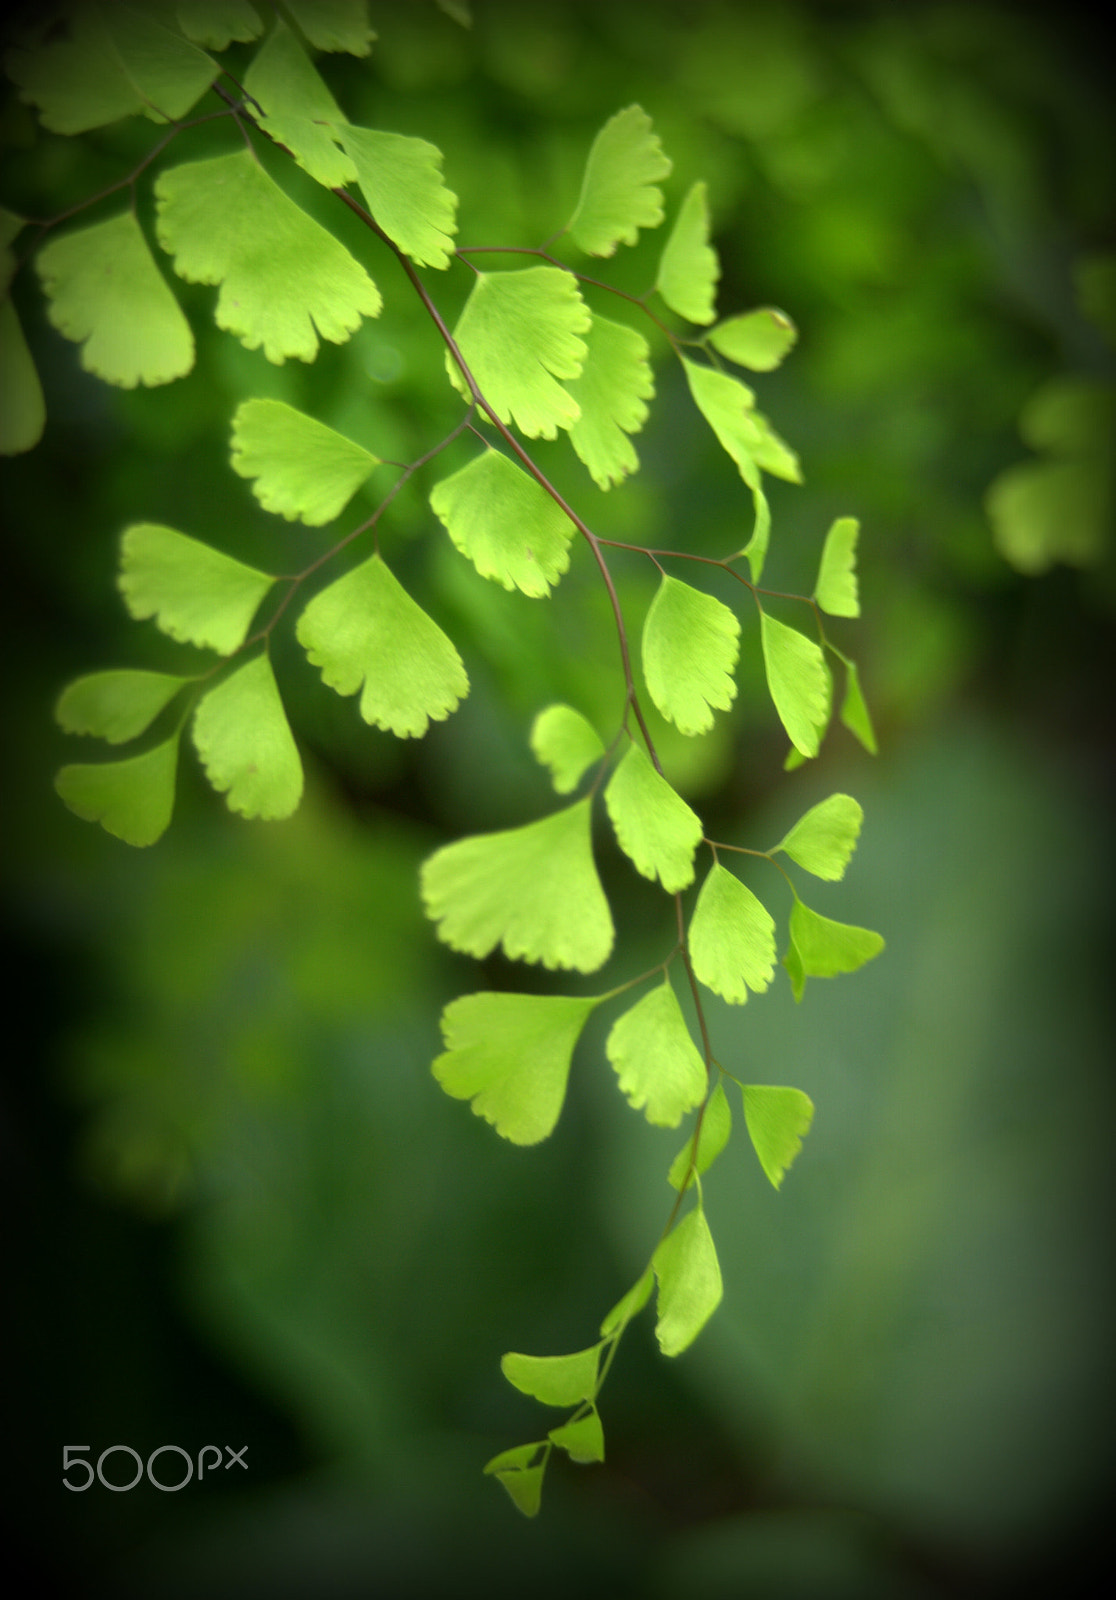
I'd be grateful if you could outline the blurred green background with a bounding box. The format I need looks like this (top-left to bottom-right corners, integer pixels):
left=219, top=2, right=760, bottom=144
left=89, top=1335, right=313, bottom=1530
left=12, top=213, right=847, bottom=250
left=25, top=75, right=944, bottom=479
left=3, top=2, right=1113, bottom=1595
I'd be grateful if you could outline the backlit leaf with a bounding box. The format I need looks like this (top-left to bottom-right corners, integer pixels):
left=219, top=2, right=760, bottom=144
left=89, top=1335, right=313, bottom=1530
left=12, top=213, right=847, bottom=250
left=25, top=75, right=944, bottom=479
left=433, top=990, right=598, bottom=1145
left=502, top=1344, right=602, bottom=1406
left=0, top=299, right=45, bottom=455
left=839, top=658, right=878, bottom=755
left=709, top=308, right=797, bottom=372
left=742, top=1084, right=814, bottom=1190
left=599, top=1268, right=654, bottom=1336
left=243, top=19, right=356, bottom=188
left=156, top=150, right=382, bottom=363
left=773, top=793, right=863, bottom=881
left=230, top=399, right=378, bottom=525
left=741, top=483, right=771, bottom=583
left=759, top=611, right=831, bottom=758
left=566, top=314, right=653, bottom=489
left=55, top=669, right=190, bottom=744
left=421, top=799, right=614, bottom=973
left=55, top=736, right=178, bottom=847
left=489, top=1463, right=544, bottom=1518
left=283, top=0, right=375, bottom=54
left=656, top=182, right=719, bottom=325
left=567, top=105, right=671, bottom=257
left=175, top=1, right=264, bottom=49
left=683, top=359, right=761, bottom=489
left=642, top=574, right=740, bottom=737
left=814, top=516, right=860, bottom=617
left=549, top=1410, right=604, bottom=1464
left=530, top=704, right=604, bottom=794
left=689, top=864, right=776, bottom=1004
left=430, top=449, right=574, bottom=596
left=749, top=411, right=802, bottom=483
left=484, top=1443, right=544, bottom=1474
left=296, top=553, right=467, bottom=737
left=604, top=743, right=702, bottom=892
left=118, top=524, right=274, bottom=654
left=667, top=1079, right=732, bottom=1191
left=606, top=981, right=706, bottom=1128
left=446, top=268, right=589, bottom=438
left=783, top=898, right=885, bottom=1002
left=36, top=211, right=194, bottom=387
left=339, top=125, right=458, bottom=269
left=192, top=654, right=303, bottom=820
left=653, top=1206, right=722, bottom=1356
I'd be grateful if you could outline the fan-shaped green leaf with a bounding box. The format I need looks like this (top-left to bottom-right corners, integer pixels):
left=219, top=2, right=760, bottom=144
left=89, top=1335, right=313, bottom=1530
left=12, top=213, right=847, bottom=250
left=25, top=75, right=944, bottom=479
left=55, top=736, right=178, bottom=848
left=155, top=150, right=382, bottom=363
left=118, top=524, right=274, bottom=655
left=783, top=898, right=885, bottom=1002
left=549, top=1409, right=604, bottom=1464
left=667, top=1080, right=732, bottom=1192
left=759, top=611, right=831, bottom=758
left=814, top=516, right=860, bottom=617
left=604, top=744, right=702, bottom=892
left=296, top=553, right=467, bottom=738
left=530, top=704, right=604, bottom=794
left=487, top=1461, right=544, bottom=1518
left=430, top=449, right=574, bottom=596
left=484, top=1443, right=545, bottom=1475
left=773, top=793, right=863, bottom=881
left=566, top=105, right=671, bottom=257
left=683, top=359, right=761, bottom=489
left=175, top=1, right=264, bottom=49
left=446, top=268, right=589, bottom=438
left=0, top=299, right=45, bottom=455
left=243, top=19, right=356, bottom=188
left=230, top=399, right=378, bottom=525
left=839, top=657, right=878, bottom=755
left=606, top=981, right=706, bottom=1128
left=741, top=483, right=771, bottom=583
left=283, top=0, right=375, bottom=54
left=653, top=1206, right=722, bottom=1357
left=656, top=182, right=719, bottom=326
left=750, top=412, right=802, bottom=483
left=566, top=314, right=653, bottom=489
left=55, top=669, right=190, bottom=744
left=742, top=1084, right=814, bottom=1190
left=642, top=574, right=740, bottom=737
left=192, top=654, right=303, bottom=821
left=433, top=990, right=598, bottom=1145
left=339, top=125, right=458, bottom=269
left=35, top=211, right=194, bottom=388
left=502, top=1344, right=602, bottom=1406
left=599, top=1268, right=654, bottom=1337
left=421, top=799, right=614, bottom=973
left=709, top=308, right=797, bottom=372
left=689, top=864, right=776, bottom=1004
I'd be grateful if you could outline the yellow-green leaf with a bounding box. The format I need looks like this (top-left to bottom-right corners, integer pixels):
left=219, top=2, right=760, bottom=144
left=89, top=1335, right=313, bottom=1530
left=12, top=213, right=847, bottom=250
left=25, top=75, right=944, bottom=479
left=192, top=654, right=303, bottom=820
left=656, top=181, right=719, bottom=325
left=606, top=981, right=706, bottom=1128
left=566, top=104, right=671, bottom=257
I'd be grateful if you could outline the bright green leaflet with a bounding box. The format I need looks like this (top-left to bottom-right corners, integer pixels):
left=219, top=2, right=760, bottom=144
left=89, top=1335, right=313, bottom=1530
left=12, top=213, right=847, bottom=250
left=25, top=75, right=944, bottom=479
left=429, top=448, right=574, bottom=596
left=55, top=669, right=190, bottom=745
left=814, top=516, right=861, bottom=617
left=642, top=573, right=740, bottom=736
left=759, top=611, right=831, bottom=758
left=783, top=898, right=885, bottom=1002
left=742, top=1085, right=815, bottom=1191
left=446, top=268, right=589, bottom=438
left=689, top=864, right=776, bottom=1004
left=599, top=1268, right=654, bottom=1337
left=192, top=654, right=303, bottom=821
left=155, top=150, right=382, bottom=363
left=742, top=482, right=771, bottom=584
left=604, top=744, right=703, bottom=893
left=296, top=553, right=468, bottom=738
left=709, top=307, right=798, bottom=372
left=487, top=1460, right=544, bottom=1519
left=432, top=991, right=599, bottom=1145
left=530, top=704, right=605, bottom=794
left=35, top=211, right=194, bottom=388
left=0, top=299, right=46, bottom=455
left=606, top=981, right=706, bottom=1128
left=566, top=313, right=654, bottom=490
left=772, top=793, right=864, bottom=881
left=230, top=399, right=379, bottom=525
left=668, top=1080, right=732, bottom=1192
left=283, top=0, right=376, bottom=56
left=549, top=1410, right=604, bottom=1465
left=338, top=126, right=458, bottom=270
left=656, top=181, right=719, bottom=326
left=682, top=359, right=761, bottom=489
left=566, top=104, right=671, bottom=257
left=55, top=736, right=178, bottom=848
left=175, top=1, right=264, bottom=50
left=242, top=19, right=357, bottom=189
left=502, top=1344, right=602, bottom=1407
left=421, top=799, right=614, bottom=973
left=652, top=1207, right=722, bottom=1357
left=118, top=523, right=274, bottom=655
left=837, top=654, right=878, bottom=754
left=749, top=412, right=802, bottom=483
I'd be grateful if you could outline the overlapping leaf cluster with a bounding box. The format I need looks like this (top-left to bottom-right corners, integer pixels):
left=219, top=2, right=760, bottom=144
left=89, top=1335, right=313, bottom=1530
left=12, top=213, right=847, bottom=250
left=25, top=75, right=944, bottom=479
left=3, top=2, right=883, bottom=1515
